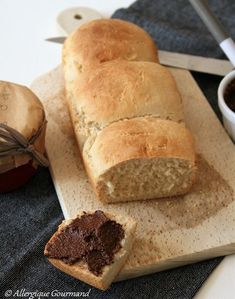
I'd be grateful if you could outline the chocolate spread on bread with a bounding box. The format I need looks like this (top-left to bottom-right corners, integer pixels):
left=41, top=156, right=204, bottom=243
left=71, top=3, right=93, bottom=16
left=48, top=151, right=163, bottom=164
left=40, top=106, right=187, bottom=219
left=45, top=210, right=124, bottom=276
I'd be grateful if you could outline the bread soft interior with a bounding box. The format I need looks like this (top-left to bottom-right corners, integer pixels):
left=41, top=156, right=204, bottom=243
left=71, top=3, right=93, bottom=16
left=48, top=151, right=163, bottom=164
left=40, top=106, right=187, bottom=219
left=95, top=158, right=195, bottom=203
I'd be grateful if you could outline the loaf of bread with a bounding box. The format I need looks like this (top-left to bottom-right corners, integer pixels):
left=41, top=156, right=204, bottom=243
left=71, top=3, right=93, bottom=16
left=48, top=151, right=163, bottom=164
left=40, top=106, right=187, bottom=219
left=44, top=211, right=136, bottom=290
left=63, top=19, right=196, bottom=203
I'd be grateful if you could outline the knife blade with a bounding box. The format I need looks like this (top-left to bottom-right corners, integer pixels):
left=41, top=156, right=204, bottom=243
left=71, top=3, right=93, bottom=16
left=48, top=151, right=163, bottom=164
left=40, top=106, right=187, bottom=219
left=46, top=37, right=66, bottom=44
left=46, top=36, right=233, bottom=76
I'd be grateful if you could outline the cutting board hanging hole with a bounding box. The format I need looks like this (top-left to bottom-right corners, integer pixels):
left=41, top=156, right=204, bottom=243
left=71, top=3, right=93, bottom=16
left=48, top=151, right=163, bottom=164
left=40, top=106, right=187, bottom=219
left=74, top=14, right=82, bottom=20
left=56, top=7, right=102, bottom=36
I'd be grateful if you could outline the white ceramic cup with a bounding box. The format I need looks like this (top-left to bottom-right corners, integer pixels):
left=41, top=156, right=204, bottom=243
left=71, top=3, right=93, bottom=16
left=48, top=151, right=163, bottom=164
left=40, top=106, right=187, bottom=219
left=218, top=70, right=235, bottom=141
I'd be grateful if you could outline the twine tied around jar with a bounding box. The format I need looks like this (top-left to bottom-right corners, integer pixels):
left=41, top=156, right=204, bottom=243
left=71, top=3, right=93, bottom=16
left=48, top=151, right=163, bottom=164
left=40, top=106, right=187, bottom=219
left=0, top=120, right=49, bottom=167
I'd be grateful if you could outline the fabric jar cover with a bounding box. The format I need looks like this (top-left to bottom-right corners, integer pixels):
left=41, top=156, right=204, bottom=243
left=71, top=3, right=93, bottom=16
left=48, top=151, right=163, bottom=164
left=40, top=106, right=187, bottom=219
left=0, top=81, right=48, bottom=191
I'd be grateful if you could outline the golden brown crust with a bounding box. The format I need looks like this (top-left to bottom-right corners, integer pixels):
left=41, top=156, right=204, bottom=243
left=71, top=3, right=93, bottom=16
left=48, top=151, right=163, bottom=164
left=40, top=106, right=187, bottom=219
left=72, top=61, right=184, bottom=141
left=63, top=18, right=158, bottom=73
left=83, top=117, right=195, bottom=176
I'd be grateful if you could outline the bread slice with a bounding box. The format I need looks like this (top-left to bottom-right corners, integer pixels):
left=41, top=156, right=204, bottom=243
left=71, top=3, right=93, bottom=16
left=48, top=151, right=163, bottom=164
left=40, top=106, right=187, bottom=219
left=44, top=211, right=136, bottom=290
left=83, top=117, right=196, bottom=203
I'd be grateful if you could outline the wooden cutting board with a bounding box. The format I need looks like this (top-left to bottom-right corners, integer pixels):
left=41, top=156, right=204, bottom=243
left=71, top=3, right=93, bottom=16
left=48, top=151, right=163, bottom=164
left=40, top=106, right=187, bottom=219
left=31, top=65, right=235, bottom=281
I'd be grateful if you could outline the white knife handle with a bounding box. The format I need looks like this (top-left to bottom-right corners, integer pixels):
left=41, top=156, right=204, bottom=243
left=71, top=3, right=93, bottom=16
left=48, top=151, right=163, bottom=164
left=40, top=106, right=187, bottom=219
left=220, top=38, right=235, bottom=67
left=189, top=0, right=235, bottom=67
